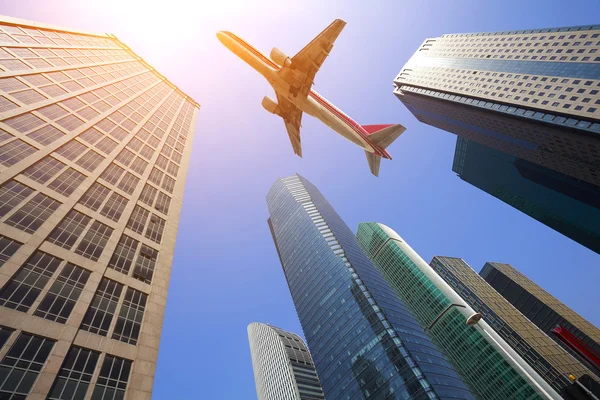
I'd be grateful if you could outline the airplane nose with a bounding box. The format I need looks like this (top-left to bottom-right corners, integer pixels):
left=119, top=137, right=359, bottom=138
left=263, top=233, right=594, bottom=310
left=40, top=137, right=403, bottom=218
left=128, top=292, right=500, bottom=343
left=216, top=31, right=227, bottom=44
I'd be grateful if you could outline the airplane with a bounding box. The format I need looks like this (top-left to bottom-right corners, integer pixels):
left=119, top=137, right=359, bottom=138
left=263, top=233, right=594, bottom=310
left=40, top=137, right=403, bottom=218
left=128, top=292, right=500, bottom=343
left=217, top=19, right=405, bottom=176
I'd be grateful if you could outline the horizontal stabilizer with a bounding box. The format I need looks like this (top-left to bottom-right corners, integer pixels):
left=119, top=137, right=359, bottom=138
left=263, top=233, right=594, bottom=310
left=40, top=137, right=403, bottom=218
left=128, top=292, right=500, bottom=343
left=365, top=151, right=381, bottom=177
left=362, top=124, right=406, bottom=149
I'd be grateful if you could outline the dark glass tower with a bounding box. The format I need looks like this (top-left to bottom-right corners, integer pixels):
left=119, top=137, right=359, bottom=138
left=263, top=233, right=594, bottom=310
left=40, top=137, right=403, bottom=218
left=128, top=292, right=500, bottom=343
left=430, top=257, right=597, bottom=393
left=453, top=136, right=600, bottom=254
left=394, top=25, right=600, bottom=188
left=481, top=262, right=600, bottom=376
left=267, top=175, right=475, bottom=400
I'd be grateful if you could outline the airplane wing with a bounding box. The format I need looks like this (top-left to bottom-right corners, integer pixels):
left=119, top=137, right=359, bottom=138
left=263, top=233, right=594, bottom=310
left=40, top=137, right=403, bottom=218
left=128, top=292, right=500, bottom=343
left=290, top=19, right=346, bottom=97
left=275, top=92, right=303, bottom=157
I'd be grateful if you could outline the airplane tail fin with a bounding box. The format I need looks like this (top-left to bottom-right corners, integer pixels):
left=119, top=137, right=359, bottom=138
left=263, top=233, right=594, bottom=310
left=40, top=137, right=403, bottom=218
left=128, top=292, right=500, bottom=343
left=362, top=124, right=406, bottom=176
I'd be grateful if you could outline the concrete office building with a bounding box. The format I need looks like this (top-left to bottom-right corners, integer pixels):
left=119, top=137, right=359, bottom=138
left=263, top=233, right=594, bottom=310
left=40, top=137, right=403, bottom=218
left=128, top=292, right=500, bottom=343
left=452, top=136, right=600, bottom=254
left=0, top=15, right=198, bottom=400
left=430, top=257, right=596, bottom=394
left=248, top=323, right=325, bottom=400
left=394, top=24, right=600, bottom=187
left=267, top=174, right=475, bottom=400
left=481, top=262, right=600, bottom=375
left=356, top=222, right=560, bottom=399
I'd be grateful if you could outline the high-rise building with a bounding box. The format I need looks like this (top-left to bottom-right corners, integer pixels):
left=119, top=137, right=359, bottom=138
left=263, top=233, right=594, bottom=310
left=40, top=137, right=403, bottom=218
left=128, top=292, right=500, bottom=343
left=394, top=24, right=600, bottom=187
left=356, top=222, right=559, bottom=400
left=0, top=15, right=198, bottom=400
left=480, top=262, right=600, bottom=375
left=452, top=136, right=600, bottom=254
left=247, top=322, right=325, bottom=400
left=267, top=174, right=475, bottom=400
left=430, top=257, right=597, bottom=394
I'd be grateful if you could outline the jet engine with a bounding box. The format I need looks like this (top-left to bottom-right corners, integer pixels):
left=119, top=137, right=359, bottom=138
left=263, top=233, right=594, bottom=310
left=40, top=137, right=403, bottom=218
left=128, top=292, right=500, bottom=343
left=262, top=96, right=282, bottom=116
left=270, top=47, right=292, bottom=68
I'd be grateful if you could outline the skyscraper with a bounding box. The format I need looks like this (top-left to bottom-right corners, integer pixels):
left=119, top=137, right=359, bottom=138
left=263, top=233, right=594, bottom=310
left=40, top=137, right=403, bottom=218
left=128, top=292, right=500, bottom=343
left=267, top=174, right=475, bottom=400
left=430, top=257, right=597, bottom=394
left=480, top=262, right=600, bottom=375
left=356, top=222, right=559, bottom=400
left=394, top=24, right=600, bottom=187
left=452, top=136, right=600, bottom=254
left=247, top=322, right=325, bottom=400
left=0, top=16, right=198, bottom=400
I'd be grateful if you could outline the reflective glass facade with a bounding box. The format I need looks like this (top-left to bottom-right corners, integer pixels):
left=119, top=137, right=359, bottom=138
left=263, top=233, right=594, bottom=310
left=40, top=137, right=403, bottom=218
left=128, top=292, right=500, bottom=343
left=453, top=136, right=600, bottom=254
left=356, top=222, right=549, bottom=400
left=481, top=262, right=600, bottom=377
left=267, top=175, right=474, bottom=400
left=394, top=24, right=600, bottom=187
left=0, top=16, right=199, bottom=400
left=430, top=257, right=595, bottom=393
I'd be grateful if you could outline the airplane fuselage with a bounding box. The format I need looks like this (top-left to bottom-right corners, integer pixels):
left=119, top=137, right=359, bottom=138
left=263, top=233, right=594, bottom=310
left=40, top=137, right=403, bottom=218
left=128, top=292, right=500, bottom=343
left=217, top=31, right=390, bottom=159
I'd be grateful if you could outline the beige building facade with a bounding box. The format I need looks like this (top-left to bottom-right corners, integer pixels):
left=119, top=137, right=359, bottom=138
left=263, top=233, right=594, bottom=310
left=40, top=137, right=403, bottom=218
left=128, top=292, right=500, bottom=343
left=0, top=15, right=199, bottom=400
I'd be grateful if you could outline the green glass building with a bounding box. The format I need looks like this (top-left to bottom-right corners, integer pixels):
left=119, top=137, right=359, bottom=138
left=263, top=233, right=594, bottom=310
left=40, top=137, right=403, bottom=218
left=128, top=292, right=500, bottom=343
left=356, top=222, right=561, bottom=400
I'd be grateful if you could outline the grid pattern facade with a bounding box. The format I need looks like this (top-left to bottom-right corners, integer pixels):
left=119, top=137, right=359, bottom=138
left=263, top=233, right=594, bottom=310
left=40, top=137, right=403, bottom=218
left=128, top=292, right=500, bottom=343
left=0, top=16, right=199, bottom=400
left=356, top=222, right=547, bottom=400
left=248, top=323, right=325, bottom=400
left=480, top=262, right=600, bottom=374
left=453, top=136, right=600, bottom=254
left=430, top=256, right=594, bottom=393
left=267, top=174, right=475, bottom=400
left=394, top=24, right=600, bottom=187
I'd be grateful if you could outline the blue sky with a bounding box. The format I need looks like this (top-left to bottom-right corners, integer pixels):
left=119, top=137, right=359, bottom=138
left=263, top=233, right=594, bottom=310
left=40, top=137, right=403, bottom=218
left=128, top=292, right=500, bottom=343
left=1, top=0, right=599, bottom=398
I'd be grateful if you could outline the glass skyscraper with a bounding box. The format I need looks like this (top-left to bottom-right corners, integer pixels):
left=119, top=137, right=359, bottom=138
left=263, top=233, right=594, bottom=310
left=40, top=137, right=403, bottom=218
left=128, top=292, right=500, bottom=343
left=356, top=222, right=559, bottom=400
left=480, top=262, right=600, bottom=376
left=394, top=24, right=600, bottom=188
left=0, top=16, right=198, bottom=399
left=430, top=257, right=597, bottom=394
left=248, top=322, right=325, bottom=400
left=452, top=136, right=600, bottom=254
left=267, top=174, right=475, bottom=400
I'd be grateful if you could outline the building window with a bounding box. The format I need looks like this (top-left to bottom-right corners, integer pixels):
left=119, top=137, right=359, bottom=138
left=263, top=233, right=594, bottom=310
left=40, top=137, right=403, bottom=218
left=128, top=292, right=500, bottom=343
left=34, top=263, right=90, bottom=323
left=133, top=245, right=157, bottom=284
left=130, top=157, right=148, bottom=175
left=138, top=184, right=157, bottom=207
left=27, top=125, right=65, bottom=146
left=155, top=156, right=168, bottom=170
left=0, top=332, right=55, bottom=399
left=5, top=193, right=61, bottom=233
left=117, top=172, right=139, bottom=195
left=54, top=140, right=87, bottom=161
left=154, top=192, right=171, bottom=214
left=99, top=164, right=125, bottom=186
left=112, top=288, right=147, bottom=345
left=100, top=193, right=128, bottom=222
left=80, top=278, right=123, bottom=336
left=126, top=205, right=149, bottom=234
left=3, top=113, right=45, bottom=133
left=0, top=139, right=37, bottom=166
left=47, top=210, right=91, bottom=249
left=76, top=150, right=104, bottom=172
left=0, top=251, right=62, bottom=312
left=48, top=168, right=86, bottom=197
left=22, top=157, right=65, bottom=184
left=0, top=236, right=21, bottom=267
left=145, top=214, right=165, bottom=244
left=95, top=137, right=118, bottom=155
left=0, top=180, right=33, bottom=218
left=109, top=235, right=139, bottom=275
left=47, top=347, right=100, bottom=400
left=75, top=221, right=113, bottom=261
left=0, top=326, right=14, bottom=349
left=91, top=355, right=132, bottom=400
left=78, top=182, right=111, bottom=211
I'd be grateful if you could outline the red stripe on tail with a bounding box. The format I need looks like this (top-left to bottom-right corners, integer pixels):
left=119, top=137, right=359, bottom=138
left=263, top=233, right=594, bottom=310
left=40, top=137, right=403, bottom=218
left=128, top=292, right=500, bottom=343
left=362, top=124, right=395, bottom=134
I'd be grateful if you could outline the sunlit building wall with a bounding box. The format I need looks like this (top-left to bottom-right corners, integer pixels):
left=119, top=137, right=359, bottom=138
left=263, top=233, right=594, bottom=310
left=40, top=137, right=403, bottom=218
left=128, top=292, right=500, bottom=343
left=394, top=24, right=600, bottom=187
left=267, top=174, right=475, bottom=400
left=0, top=15, right=199, bottom=400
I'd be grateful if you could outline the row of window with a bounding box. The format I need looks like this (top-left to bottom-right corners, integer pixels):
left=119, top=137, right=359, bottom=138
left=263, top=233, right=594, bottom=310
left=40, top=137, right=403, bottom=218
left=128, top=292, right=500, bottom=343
left=0, top=248, right=149, bottom=344
left=0, top=329, right=132, bottom=400
left=0, top=23, right=117, bottom=48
